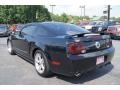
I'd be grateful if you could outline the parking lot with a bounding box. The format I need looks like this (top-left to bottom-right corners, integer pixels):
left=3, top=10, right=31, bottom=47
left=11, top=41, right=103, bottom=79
left=0, top=37, right=120, bottom=85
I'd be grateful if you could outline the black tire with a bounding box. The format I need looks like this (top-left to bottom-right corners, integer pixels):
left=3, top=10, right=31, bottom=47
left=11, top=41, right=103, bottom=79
left=7, top=40, right=16, bottom=55
left=34, top=50, right=52, bottom=77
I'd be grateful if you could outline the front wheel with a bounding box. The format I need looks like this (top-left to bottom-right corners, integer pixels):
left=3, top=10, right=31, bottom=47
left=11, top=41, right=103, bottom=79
left=7, top=40, right=16, bottom=55
left=34, top=50, right=52, bottom=77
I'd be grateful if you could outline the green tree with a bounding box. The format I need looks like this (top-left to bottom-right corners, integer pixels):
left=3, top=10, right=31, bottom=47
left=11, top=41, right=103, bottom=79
left=60, top=13, right=69, bottom=23
left=36, top=5, right=51, bottom=22
left=0, top=5, right=52, bottom=24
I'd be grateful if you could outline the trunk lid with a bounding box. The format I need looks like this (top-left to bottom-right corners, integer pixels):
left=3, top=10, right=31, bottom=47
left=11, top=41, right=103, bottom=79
left=66, top=33, right=112, bottom=54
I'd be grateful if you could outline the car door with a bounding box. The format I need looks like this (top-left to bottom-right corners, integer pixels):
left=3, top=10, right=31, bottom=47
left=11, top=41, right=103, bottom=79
left=14, top=25, right=37, bottom=58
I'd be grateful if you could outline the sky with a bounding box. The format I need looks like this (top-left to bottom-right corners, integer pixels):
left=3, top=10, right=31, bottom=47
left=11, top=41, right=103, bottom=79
left=45, top=5, right=120, bottom=18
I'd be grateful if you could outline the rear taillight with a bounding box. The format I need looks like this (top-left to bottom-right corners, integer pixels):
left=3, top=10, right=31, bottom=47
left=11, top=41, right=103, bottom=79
left=67, top=42, right=86, bottom=55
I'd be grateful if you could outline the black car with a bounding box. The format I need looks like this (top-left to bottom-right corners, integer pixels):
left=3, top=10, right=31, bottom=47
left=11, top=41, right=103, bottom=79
left=91, top=21, right=120, bottom=34
left=0, top=24, right=10, bottom=37
left=7, top=22, right=115, bottom=77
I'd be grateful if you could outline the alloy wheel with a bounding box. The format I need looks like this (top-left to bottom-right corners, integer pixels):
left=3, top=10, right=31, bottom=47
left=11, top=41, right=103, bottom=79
left=35, top=53, right=45, bottom=74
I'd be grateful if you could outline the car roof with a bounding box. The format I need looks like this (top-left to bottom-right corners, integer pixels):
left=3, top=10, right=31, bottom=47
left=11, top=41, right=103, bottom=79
left=26, top=22, right=72, bottom=26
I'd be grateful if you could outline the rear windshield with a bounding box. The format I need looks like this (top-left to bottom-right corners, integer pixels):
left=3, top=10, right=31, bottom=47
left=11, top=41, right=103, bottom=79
left=41, top=23, right=89, bottom=35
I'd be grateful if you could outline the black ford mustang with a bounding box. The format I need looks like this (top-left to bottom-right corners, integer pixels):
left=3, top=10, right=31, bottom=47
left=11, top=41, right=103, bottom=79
left=7, top=22, right=115, bottom=77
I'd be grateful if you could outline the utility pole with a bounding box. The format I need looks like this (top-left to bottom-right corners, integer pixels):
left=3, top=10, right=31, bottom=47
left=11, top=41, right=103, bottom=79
left=83, top=5, right=85, bottom=18
left=50, top=5, right=56, bottom=14
left=79, top=5, right=85, bottom=20
left=107, top=5, right=110, bottom=21
left=80, top=6, right=83, bottom=17
left=50, top=5, right=56, bottom=21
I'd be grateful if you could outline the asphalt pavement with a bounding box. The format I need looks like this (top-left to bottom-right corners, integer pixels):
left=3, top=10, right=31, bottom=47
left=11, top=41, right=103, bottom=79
left=0, top=37, right=120, bottom=85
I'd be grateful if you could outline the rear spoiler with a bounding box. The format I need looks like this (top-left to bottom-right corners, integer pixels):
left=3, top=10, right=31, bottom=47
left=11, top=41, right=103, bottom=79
left=65, top=33, right=110, bottom=40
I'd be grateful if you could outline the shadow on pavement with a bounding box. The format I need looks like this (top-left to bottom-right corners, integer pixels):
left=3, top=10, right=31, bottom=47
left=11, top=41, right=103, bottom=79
left=55, top=64, right=113, bottom=84
left=18, top=54, right=114, bottom=84
left=11, top=50, right=114, bottom=84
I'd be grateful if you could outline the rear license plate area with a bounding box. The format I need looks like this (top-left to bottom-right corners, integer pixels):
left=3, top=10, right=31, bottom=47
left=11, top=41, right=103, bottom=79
left=96, top=56, right=104, bottom=65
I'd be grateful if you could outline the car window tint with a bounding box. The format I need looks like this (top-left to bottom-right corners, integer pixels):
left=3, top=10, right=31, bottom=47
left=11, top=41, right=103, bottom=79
left=36, top=26, right=52, bottom=36
left=21, top=25, right=36, bottom=36
left=41, top=23, right=89, bottom=36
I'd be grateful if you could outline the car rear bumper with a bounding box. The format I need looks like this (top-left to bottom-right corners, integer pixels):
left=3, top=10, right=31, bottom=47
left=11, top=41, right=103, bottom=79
left=66, top=47, right=115, bottom=76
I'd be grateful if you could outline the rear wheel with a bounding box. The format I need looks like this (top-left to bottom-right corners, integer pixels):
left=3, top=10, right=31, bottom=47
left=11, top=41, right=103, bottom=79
left=34, top=50, right=52, bottom=77
left=7, top=40, right=16, bottom=55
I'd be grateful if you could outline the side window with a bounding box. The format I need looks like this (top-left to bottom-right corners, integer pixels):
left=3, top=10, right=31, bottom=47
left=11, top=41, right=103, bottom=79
left=36, top=26, right=49, bottom=36
left=21, top=25, right=36, bottom=36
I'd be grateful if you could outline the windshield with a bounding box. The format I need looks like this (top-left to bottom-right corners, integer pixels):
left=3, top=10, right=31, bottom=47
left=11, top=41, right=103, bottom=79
left=41, top=22, right=90, bottom=36
left=89, top=22, right=96, bottom=25
left=0, top=26, right=6, bottom=31
left=96, top=22, right=103, bottom=25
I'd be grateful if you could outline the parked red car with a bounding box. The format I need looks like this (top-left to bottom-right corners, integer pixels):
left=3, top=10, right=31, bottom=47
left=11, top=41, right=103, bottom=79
left=107, top=24, right=120, bottom=39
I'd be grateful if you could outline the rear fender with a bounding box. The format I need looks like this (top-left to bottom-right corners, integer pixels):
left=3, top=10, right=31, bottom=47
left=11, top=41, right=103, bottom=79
left=30, top=42, right=51, bottom=62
